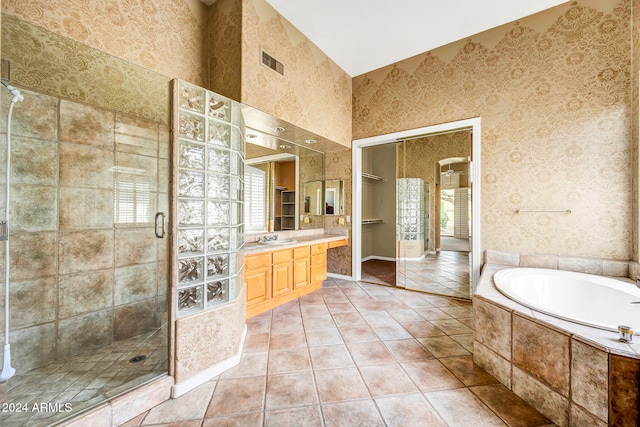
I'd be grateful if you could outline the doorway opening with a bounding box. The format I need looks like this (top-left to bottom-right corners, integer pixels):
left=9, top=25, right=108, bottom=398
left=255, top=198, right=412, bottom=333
left=360, top=143, right=397, bottom=287
left=352, top=118, right=481, bottom=297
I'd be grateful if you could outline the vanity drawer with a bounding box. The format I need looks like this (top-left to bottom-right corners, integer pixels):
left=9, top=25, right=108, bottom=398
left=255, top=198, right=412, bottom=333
left=272, top=249, right=293, bottom=264
left=293, top=246, right=310, bottom=259
left=329, top=239, right=348, bottom=248
left=311, top=243, right=328, bottom=255
left=311, top=252, right=326, bottom=266
left=245, top=253, right=271, bottom=270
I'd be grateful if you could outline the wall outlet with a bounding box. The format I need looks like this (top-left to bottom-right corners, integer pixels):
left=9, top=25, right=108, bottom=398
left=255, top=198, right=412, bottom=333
left=346, top=216, right=350, bottom=223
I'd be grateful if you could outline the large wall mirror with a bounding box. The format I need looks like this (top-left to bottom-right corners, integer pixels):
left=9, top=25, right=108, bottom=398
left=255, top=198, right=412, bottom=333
left=245, top=129, right=324, bottom=232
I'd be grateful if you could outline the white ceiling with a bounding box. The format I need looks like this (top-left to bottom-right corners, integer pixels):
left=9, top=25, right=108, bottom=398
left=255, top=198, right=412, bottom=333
left=264, top=0, right=569, bottom=76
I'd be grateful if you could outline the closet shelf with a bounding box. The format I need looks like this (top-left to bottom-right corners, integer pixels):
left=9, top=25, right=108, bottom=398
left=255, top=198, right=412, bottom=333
left=362, top=172, right=383, bottom=181
left=362, top=218, right=383, bottom=224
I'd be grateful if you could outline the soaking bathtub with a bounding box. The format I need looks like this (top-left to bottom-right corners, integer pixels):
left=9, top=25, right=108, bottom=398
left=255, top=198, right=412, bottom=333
left=493, top=267, right=640, bottom=334
left=473, top=263, right=640, bottom=426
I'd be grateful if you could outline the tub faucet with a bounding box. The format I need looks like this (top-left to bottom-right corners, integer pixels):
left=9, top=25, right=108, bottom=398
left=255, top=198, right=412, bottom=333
left=618, top=325, right=633, bottom=343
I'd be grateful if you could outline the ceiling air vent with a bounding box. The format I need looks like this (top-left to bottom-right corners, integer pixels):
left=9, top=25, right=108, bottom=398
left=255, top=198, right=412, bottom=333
left=261, top=50, right=284, bottom=76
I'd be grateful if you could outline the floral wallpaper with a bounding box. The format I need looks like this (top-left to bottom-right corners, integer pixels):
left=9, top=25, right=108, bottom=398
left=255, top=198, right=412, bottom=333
left=353, top=0, right=632, bottom=260
left=2, top=0, right=207, bottom=86
left=1, top=15, right=170, bottom=124
left=632, top=0, right=640, bottom=261
left=240, top=0, right=352, bottom=147
left=208, top=0, right=242, bottom=102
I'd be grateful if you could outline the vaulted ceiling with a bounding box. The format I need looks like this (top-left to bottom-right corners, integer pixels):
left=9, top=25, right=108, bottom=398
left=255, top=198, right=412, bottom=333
left=263, top=0, right=569, bottom=76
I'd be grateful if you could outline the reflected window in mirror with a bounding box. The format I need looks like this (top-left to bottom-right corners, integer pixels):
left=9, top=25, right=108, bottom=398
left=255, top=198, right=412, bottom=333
left=244, top=165, right=267, bottom=232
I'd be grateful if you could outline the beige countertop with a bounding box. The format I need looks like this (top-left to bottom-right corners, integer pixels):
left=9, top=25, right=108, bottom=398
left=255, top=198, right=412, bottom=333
left=242, top=233, right=348, bottom=255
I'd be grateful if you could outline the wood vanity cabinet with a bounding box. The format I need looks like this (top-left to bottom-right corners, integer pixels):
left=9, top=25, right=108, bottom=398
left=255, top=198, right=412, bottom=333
left=293, top=246, right=311, bottom=290
left=244, top=253, right=271, bottom=309
left=310, top=243, right=328, bottom=285
left=328, top=238, right=348, bottom=249
left=245, top=241, right=343, bottom=318
left=272, top=249, right=293, bottom=298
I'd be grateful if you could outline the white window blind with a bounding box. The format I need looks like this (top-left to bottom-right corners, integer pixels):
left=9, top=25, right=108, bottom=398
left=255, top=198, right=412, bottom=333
left=114, top=177, right=151, bottom=224
left=244, top=165, right=266, bottom=231
left=453, top=187, right=470, bottom=238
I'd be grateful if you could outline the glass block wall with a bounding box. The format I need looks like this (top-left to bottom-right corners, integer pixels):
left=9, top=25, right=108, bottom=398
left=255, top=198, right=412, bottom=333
left=396, top=178, right=425, bottom=241
left=175, top=80, right=245, bottom=317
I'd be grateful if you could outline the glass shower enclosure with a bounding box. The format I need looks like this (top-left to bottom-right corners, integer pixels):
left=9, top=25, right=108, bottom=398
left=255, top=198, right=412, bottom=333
left=0, top=16, right=170, bottom=426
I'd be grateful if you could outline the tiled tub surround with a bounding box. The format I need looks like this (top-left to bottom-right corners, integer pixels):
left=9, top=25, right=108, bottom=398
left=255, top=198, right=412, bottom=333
left=474, top=252, right=640, bottom=426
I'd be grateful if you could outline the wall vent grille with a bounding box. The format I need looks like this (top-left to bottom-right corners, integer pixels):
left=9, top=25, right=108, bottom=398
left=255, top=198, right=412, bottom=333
left=261, top=50, right=284, bottom=76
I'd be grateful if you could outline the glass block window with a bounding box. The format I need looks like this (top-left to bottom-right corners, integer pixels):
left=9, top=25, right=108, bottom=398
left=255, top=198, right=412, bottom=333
left=175, top=80, right=245, bottom=318
left=396, top=178, right=425, bottom=241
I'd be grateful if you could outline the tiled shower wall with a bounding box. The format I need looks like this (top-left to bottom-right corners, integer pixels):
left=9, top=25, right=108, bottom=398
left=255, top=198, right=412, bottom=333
left=0, top=87, right=169, bottom=371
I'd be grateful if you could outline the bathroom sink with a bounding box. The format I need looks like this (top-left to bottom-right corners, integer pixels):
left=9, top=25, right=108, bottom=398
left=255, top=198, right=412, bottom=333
left=258, top=238, right=297, bottom=245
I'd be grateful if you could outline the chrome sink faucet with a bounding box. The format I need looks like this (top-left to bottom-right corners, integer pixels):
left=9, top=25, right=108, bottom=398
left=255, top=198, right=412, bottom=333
left=259, top=235, right=278, bottom=242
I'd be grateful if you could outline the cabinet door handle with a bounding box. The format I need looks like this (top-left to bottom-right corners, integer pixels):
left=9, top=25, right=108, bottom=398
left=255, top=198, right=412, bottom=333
left=155, top=212, right=166, bottom=238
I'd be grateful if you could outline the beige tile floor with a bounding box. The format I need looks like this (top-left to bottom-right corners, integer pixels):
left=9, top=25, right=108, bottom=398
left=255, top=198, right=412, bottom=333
left=124, top=278, right=552, bottom=427
left=402, top=251, right=471, bottom=299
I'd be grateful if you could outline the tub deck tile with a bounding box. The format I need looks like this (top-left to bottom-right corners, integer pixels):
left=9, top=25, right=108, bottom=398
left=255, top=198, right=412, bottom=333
left=512, top=314, right=571, bottom=396
left=609, top=354, right=640, bottom=427
left=571, top=340, right=608, bottom=423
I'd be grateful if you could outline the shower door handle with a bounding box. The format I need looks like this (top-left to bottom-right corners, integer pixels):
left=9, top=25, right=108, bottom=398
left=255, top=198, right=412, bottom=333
left=155, top=212, right=166, bottom=238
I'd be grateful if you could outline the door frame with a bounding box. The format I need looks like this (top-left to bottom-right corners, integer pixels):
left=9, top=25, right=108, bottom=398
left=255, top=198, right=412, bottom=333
left=351, top=117, right=481, bottom=293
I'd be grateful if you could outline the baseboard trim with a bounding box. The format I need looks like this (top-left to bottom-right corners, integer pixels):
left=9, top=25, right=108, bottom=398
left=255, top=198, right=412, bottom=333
left=362, top=255, right=396, bottom=262
left=326, top=272, right=353, bottom=281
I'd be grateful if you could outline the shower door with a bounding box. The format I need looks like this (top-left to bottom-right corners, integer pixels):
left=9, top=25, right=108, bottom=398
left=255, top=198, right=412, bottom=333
left=0, top=30, right=172, bottom=424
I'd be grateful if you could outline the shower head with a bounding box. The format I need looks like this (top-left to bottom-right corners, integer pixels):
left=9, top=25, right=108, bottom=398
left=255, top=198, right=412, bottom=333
left=1, top=80, right=23, bottom=103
